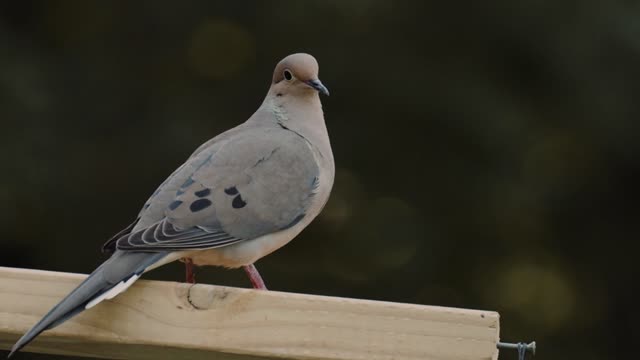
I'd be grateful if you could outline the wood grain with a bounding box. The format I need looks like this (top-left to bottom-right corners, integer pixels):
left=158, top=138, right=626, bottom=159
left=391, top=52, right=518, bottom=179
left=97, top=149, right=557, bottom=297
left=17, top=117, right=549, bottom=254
left=0, top=266, right=500, bottom=359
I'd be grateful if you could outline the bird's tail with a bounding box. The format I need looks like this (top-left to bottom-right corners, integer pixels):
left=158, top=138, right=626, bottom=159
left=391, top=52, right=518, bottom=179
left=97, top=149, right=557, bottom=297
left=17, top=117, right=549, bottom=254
left=8, top=251, right=167, bottom=358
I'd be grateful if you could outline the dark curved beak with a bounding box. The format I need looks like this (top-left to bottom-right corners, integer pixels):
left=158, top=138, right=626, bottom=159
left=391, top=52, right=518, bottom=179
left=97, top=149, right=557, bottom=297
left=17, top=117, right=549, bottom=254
left=304, top=79, right=330, bottom=96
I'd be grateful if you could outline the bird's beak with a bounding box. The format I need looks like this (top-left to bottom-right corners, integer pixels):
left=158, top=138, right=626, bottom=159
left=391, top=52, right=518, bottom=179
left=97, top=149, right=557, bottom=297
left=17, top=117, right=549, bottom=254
left=304, top=79, right=330, bottom=96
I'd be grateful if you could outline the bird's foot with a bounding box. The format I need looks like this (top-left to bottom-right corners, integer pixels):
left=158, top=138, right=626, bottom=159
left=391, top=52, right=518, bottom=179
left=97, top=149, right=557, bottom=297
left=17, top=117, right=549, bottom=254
left=243, top=263, right=267, bottom=290
left=185, top=258, right=196, bottom=284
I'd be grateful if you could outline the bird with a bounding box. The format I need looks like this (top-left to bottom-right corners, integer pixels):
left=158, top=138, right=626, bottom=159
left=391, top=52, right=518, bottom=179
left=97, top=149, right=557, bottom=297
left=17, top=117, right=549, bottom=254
left=9, top=53, right=334, bottom=357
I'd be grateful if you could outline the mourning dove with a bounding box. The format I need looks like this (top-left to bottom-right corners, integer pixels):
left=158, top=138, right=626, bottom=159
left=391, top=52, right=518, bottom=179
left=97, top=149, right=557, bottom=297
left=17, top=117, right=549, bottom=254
left=9, top=53, right=334, bottom=357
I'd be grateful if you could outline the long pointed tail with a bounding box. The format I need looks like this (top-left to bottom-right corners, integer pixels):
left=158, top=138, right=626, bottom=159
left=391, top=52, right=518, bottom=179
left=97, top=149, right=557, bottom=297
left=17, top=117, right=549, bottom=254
left=8, top=251, right=167, bottom=357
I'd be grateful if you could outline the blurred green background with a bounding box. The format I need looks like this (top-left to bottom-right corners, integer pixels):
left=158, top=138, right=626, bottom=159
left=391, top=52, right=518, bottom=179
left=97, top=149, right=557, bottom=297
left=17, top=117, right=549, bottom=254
left=1, top=1, right=638, bottom=359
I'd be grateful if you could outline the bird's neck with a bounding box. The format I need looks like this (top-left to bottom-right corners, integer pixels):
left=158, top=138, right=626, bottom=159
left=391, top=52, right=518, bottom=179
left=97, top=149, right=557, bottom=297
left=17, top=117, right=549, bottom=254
left=253, top=92, right=334, bottom=170
left=258, top=93, right=325, bottom=136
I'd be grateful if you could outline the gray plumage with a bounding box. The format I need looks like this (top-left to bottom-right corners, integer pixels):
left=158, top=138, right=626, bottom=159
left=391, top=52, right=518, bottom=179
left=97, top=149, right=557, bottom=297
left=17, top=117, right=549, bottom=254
left=10, top=53, right=334, bottom=357
left=9, top=252, right=166, bottom=357
left=114, top=127, right=320, bottom=251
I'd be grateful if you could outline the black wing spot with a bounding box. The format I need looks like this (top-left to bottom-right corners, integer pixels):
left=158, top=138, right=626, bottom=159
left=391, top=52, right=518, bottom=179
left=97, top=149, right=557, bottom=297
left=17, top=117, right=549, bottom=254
left=224, top=186, right=239, bottom=195
left=194, top=188, right=211, bottom=198
left=190, top=199, right=212, bottom=212
left=232, top=195, right=247, bottom=209
left=169, top=200, right=183, bottom=211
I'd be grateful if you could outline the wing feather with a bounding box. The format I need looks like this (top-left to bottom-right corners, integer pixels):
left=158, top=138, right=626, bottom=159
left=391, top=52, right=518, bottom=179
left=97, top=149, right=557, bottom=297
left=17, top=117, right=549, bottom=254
left=114, top=127, right=319, bottom=252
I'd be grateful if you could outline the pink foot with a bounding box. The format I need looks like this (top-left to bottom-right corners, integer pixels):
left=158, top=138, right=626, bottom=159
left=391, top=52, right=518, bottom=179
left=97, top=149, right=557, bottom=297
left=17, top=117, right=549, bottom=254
left=185, top=258, right=196, bottom=284
left=243, top=263, right=267, bottom=290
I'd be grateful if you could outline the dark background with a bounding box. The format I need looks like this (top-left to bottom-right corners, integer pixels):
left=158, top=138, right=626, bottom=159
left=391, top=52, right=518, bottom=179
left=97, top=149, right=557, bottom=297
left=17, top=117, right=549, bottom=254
left=1, top=1, right=638, bottom=359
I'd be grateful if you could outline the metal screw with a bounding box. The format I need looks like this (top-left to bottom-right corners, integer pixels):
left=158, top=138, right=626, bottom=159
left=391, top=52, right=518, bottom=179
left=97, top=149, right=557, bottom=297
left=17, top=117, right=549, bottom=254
left=497, top=341, right=536, bottom=359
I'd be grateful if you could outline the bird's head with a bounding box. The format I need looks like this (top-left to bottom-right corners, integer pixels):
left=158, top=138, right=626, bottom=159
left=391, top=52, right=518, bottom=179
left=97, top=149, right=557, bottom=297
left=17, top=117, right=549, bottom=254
left=271, top=53, right=329, bottom=97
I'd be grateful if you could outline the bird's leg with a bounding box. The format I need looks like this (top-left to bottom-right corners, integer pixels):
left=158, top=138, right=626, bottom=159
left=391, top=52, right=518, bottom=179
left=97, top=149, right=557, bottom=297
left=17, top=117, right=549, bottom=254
left=185, top=258, right=196, bottom=284
left=243, top=263, right=268, bottom=290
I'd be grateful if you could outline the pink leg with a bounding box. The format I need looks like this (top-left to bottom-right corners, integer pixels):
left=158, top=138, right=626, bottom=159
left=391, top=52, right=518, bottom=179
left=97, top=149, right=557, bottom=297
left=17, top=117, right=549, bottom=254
left=185, top=258, right=196, bottom=284
left=243, top=263, right=268, bottom=290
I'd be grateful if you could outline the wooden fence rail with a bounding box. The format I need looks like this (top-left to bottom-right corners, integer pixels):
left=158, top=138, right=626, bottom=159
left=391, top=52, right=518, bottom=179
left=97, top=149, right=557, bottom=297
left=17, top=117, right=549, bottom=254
left=0, top=266, right=499, bottom=359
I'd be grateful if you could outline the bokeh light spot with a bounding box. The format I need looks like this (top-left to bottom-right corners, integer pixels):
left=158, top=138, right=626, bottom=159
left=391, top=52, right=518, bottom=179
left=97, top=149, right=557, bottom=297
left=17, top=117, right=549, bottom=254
left=494, top=262, right=576, bottom=330
left=522, top=131, right=599, bottom=192
left=319, top=168, right=364, bottom=228
left=187, top=19, right=255, bottom=79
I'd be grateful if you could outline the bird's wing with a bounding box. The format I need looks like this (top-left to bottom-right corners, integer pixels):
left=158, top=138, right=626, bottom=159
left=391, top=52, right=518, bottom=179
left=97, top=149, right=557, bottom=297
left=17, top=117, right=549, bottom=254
left=115, top=126, right=320, bottom=251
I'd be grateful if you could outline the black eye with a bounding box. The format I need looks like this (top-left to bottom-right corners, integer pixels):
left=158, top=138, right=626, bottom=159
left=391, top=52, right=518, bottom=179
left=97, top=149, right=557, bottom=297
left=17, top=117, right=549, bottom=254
left=283, top=69, right=293, bottom=81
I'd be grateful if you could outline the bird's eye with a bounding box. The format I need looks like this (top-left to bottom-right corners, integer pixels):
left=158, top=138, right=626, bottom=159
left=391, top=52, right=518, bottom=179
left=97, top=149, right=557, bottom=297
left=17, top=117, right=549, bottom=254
left=283, top=69, right=293, bottom=81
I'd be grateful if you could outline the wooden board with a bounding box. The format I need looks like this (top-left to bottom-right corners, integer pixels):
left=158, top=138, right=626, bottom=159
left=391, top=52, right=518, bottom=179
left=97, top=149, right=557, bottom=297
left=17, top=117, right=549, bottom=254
left=0, top=266, right=500, bottom=359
